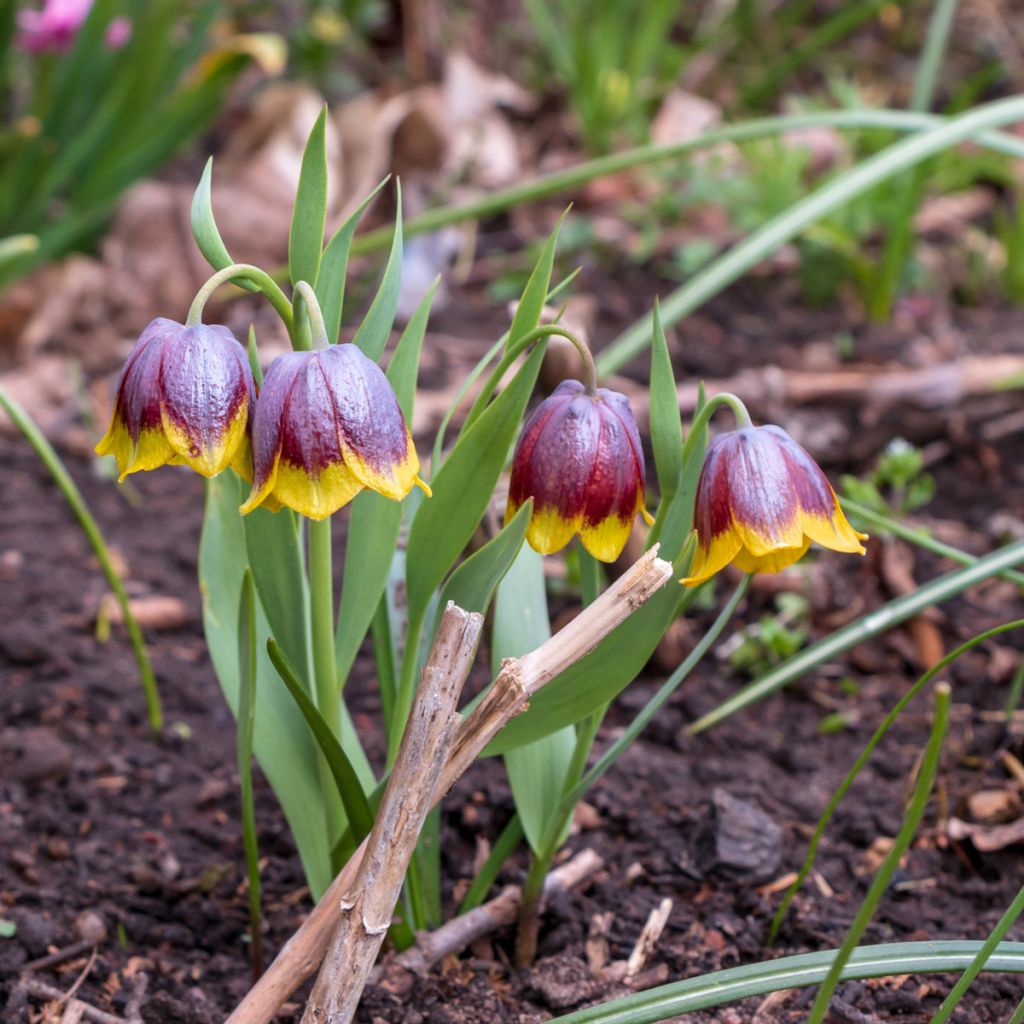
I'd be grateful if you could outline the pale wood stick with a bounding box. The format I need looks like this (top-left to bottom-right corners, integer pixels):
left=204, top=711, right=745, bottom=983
left=385, top=848, right=603, bottom=974
left=225, top=547, right=673, bottom=1024
left=301, top=604, right=482, bottom=1023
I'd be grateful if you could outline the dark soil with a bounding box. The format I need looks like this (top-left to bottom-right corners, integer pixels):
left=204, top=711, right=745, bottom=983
left=3, top=298, right=1024, bottom=1022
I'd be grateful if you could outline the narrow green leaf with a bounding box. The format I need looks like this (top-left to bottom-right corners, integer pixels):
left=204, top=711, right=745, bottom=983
left=405, top=342, right=548, bottom=630
left=496, top=546, right=576, bottom=855
left=288, top=106, right=329, bottom=289
left=649, top=300, right=682, bottom=501
left=435, top=501, right=532, bottom=632
left=0, top=386, right=161, bottom=731
left=236, top=569, right=263, bottom=976
left=546, top=942, right=1024, bottom=1024
left=318, top=178, right=390, bottom=344
left=335, top=283, right=436, bottom=685
left=266, top=638, right=375, bottom=845
left=200, top=472, right=332, bottom=897
left=244, top=507, right=312, bottom=688
left=352, top=181, right=404, bottom=361
left=190, top=158, right=257, bottom=288
left=689, top=538, right=1024, bottom=735
left=505, top=210, right=566, bottom=353
left=246, top=325, right=263, bottom=387
left=807, top=684, right=950, bottom=1022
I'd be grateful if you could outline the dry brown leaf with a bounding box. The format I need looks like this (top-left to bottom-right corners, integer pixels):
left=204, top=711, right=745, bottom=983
left=948, top=815, right=1024, bottom=851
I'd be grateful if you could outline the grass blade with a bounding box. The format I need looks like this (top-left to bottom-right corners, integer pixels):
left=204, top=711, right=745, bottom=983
left=288, top=105, right=328, bottom=289
left=351, top=182, right=403, bottom=361
left=688, top=539, right=1024, bottom=734
left=807, top=683, right=951, bottom=1022
left=0, top=386, right=162, bottom=732
left=546, top=941, right=1024, bottom=1023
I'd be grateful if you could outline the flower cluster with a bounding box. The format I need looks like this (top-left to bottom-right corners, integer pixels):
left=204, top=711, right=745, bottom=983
left=17, top=0, right=130, bottom=53
left=97, top=318, right=424, bottom=518
left=98, top=313, right=866, bottom=581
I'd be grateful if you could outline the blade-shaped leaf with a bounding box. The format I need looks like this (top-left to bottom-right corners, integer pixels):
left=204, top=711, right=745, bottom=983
left=649, top=300, right=682, bottom=500
left=318, top=178, right=390, bottom=344
left=496, top=546, right=576, bottom=854
left=200, top=472, right=332, bottom=897
left=405, top=342, right=548, bottom=630
left=506, top=210, right=566, bottom=353
left=288, top=105, right=329, bottom=288
left=435, top=500, right=532, bottom=632
left=335, top=283, right=436, bottom=685
left=352, top=181, right=404, bottom=361
left=190, top=158, right=256, bottom=289
left=266, top=638, right=374, bottom=845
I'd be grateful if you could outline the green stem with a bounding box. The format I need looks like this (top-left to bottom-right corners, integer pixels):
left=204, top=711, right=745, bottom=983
left=840, top=497, right=1024, bottom=587
left=349, top=110, right=1024, bottom=261
left=292, top=280, right=330, bottom=351
left=930, top=885, right=1024, bottom=1024
left=186, top=263, right=294, bottom=335
left=308, top=518, right=343, bottom=846
left=807, top=683, right=951, bottom=1023
left=463, top=323, right=600, bottom=435
left=679, top=391, right=752, bottom=471
left=0, top=386, right=162, bottom=733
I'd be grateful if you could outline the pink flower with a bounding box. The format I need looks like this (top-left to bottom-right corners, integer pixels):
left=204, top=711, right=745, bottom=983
left=17, top=0, right=130, bottom=53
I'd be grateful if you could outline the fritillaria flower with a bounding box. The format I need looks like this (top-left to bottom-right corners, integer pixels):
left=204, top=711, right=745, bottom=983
left=95, top=318, right=256, bottom=481
left=682, top=424, right=867, bottom=586
left=505, top=380, right=651, bottom=563
left=240, top=344, right=426, bottom=520
left=17, top=0, right=130, bottom=53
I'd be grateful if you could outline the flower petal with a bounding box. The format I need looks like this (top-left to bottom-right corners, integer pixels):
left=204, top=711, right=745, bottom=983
left=733, top=540, right=810, bottom=575
left=317, top=345, right=421, bottom=501
left=267, top=459, right=364, bottom=520
left=681, top=527, right=743, bottom=587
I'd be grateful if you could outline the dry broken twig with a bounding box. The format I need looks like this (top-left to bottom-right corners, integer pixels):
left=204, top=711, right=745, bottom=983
left=225, top=546, right=674, bottom=1024
left=301, top=604, right=483, bottom=1024
left=382, top=848, right=604, bottom=976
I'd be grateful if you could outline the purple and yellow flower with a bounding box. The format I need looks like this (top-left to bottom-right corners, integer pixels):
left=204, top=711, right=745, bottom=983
left=505, top=380, right=651, bottom=562
left=682, top=424, right=867, bottom=586
left=240, top=345, right=426, bottom=520
left=95, top=318, right=256, bottom=481
left=17, top=0, right=130, bottom=53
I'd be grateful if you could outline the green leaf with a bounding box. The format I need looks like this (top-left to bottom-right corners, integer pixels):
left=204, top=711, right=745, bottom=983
left=244, top=507, right=312, bottom=689
left=435, top=501, right=532, bottom=631
left=497, top=546, right=576, bottom=854
left=405, top=342, right=548, bottom=630
left=545, top=942, right=1024, bottom=1024
left=236, top=569, right=262, bottom=974
left=289, top=106, right=329, bottom=289
left=649, top=300, right=682, bottom=500
left=190, top=158, right=257, bottom=289
left=200, top=472, right=333, bottom=897
left=335, top=283, right=436, bottom=685
left=318, top=178, right=389, bottom=344
left=266, top=638, right=375, bottom=846
left=506, top=209, right=566, bottom=353
left=352, top=181, right=404, bottom=361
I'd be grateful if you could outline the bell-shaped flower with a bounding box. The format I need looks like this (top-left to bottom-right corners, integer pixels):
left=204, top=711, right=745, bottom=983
left=95, top=318, right=256, bottom=481
left=240, top=344, right=425, bottom=520
left=683, top=424, right=867, bottom=586
left=505, top=380, right=651, bottom=562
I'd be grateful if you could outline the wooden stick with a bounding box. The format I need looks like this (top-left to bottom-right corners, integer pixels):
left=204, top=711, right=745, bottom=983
left=225, top=547, right=673, bottom=1024
left=301, top=604, right=481, bottom=1023
left=385, top=848, right=603, bottom=974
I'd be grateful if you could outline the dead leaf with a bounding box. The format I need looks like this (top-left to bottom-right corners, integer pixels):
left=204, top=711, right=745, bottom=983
left=948, top=815, right=1024, bottom=851
left=101, top=593, right=190, bottom=631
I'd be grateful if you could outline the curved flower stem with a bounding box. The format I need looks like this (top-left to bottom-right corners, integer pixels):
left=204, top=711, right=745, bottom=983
left=293, top=281, right=331, bottom=351
left=309, top=517, right=344, bottom=853
left=463, top=324, right=598, bottom=435
left=679, top=391, right=753, bottom=470
left=186, top=263, right=294, bottom=336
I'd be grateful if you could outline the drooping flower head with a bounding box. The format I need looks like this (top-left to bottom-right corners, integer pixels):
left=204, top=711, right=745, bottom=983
left=505, top=380, right=651, bottom=563
left=96, top=318, right=256, bottom=481
left=240, top=344, right=426, bottom=520
left=17, top=0, right=130, bottom=53
left=683, top=424, right=867, bottom=586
